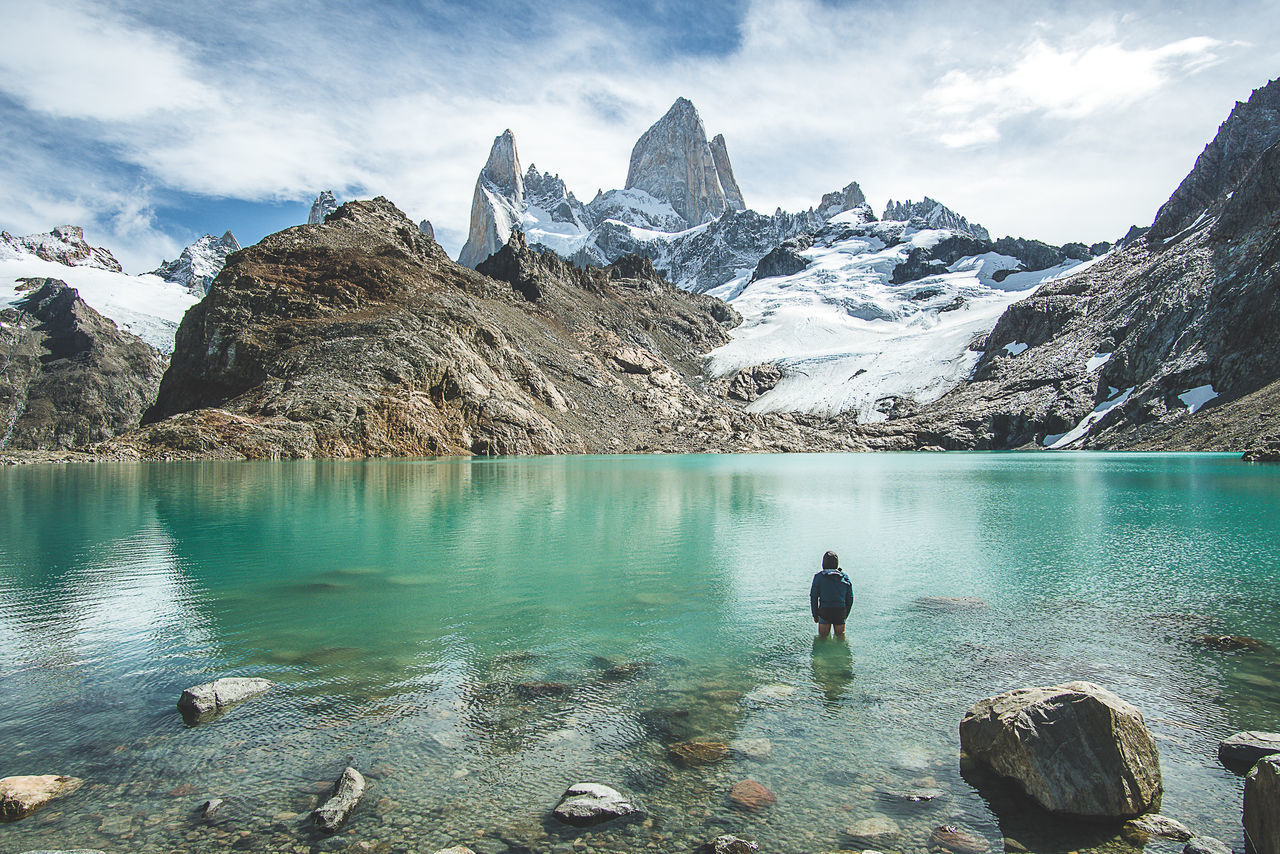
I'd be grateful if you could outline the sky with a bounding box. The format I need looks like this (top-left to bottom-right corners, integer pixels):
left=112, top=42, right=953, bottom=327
left=0, top=0, right=1277, bottom=273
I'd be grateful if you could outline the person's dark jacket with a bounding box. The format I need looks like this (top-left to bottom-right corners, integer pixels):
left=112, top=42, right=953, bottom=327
left=810, top=568, right=853, bottom=620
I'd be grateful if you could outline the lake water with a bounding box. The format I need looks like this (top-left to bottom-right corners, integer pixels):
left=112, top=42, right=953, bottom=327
left=1, top=453, right=1278, bottom=854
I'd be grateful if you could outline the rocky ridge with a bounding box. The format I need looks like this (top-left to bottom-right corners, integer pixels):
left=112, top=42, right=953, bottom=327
left=1, top=225, right=122, bottom=272
left=77, top=197, right=862, bottom=461
left=150, top=230, right=241, bottom=295
left=883, top=197, right=991, bottom=241
left=869, top=77, right=1280, bottom=450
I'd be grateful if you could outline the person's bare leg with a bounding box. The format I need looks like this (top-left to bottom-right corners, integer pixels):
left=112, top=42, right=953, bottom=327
left=834, top=624, right=846, bottom=639
left=817, top=622, right=831, bottom=639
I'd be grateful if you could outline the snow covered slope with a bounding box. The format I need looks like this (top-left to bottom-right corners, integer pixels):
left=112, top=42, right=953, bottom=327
left=1, top=257, right=199, bottom=353
left=705, top=210, right=1091, bottom=421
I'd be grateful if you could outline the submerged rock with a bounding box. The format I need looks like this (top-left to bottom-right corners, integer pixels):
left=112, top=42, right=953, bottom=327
left=313, top=766, right=366, bottom=833
left=1184, top=837, right=1233, bottom=854
left=0, top=775, right=83, bottom=821
left=668, top=740, right=729, bottom=767
left=731, top=738, right=773, bottom=761
left=1196, top=634, right=1273, bottom=652
left=729, top=779, right=776, bottom=810
left=515, top=681, right=571, bottom=699
left=1245, top=756, right=1280, bottom=854
left=959, top=681, right=1162, bottom=817
left=845, top=815, right=902, bottom=847
left=1220, top=731, right=1280, bottom=771
left=929, top=825, right=991, bottom=854
left=433, top=848, right=477, bottom=854
left=551, top=783, right=638, bottom=826
left=177, top=677, right=273, bottom=723
left=1123, top=814, right=1194, bottom=843
left=711, top=835, right=759, bottom=854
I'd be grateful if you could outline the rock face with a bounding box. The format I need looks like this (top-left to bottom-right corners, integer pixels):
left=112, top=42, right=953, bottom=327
left=457, top=130, right=524, bottom=268
left=625, top=97, right=745, bottom=228
left=883, top=198, right=991, bottom=241
left=0, top=279, right=166, bottom=451
left=818, top=181, right=868, bottom=219
left=873, top=78, right=1280, bottom=452
left=1220, top=731, right=1280, bottom=771
left=313, top=766, right=366, bottom=833
left=0, top=775, right=84, bottom=821
left=1150, top=77, right=1280, bottom=241
left=552, top=783, right=638, bottom=826
left=99, top=197, right=861, bottom=461
left=959, top=681, right=1162, bottom=817
left=309, top=190, right=338, bottom=225
left=177, top=677, right=273, bottom=723
left=419, top=220, right=435, bottom=241
left=1, top=225, right=123, bottom=272
left=1245, top=756, right=1280, bottom=854
left=150, top=231, right=241, bottom=295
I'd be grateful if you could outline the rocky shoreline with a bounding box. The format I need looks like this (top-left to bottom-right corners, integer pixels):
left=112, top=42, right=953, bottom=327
left=5, top=677, right=1275, bottom=854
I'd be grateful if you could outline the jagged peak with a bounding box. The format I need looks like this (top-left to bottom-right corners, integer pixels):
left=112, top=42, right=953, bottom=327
left=308, top=190, right=338, bottom=225
left=1, top=224, right=123, bottom=273
left=818, top=181, right=868, bottom=220
left=482, top=129, right=523, bottom=195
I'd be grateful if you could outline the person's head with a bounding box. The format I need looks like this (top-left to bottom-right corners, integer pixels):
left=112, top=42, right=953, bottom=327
left=822, top=550, right=839, bottom=570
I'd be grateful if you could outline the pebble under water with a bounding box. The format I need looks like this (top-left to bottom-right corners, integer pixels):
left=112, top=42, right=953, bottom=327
left=1, top=453, right=1278, bottom=854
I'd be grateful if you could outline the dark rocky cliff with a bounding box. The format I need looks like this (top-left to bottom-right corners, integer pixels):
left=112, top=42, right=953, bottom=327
left=0, top=279, right=166, bottom=450
left=864, top=81, right=1280, bottom=451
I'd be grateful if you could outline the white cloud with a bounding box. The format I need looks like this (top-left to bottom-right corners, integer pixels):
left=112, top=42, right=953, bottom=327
left=0, top=0, right=1276, bottom=266
left=0, top=0, right=217, bottom=121
left=925, top=36, right=1229, bottom=148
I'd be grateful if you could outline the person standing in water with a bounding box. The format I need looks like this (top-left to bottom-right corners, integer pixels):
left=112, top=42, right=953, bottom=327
left=810, top=550, right=853, bottom=639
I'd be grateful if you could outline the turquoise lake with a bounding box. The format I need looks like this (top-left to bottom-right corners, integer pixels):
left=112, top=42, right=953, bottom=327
left=1, top=453, right=1278, bottom=854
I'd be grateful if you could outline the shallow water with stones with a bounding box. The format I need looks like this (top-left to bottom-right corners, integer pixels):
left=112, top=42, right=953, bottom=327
left=1, top=453, right=1278, bottom=854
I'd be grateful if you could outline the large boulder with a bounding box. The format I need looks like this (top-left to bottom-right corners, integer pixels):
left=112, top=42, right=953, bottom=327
left=1245, top=756, right=1280, bottom=854
left=959, top=681, right=1162, bottom=817
left=551, top=783, right=638, bottom=826
left=0, top=775, right=84, bottom=821
left=1219, top=731, right=1280, bottom=771
left=312, top=766, right=366, bottom=833
left=177, top=677, right=273, bottom=723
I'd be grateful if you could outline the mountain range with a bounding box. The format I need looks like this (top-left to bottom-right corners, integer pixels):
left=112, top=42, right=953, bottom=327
left=1, top=77, right=1278, bottom=459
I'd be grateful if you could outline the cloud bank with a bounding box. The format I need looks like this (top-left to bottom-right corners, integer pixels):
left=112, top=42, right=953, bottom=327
left=0, top=0, right=1276, bottom=270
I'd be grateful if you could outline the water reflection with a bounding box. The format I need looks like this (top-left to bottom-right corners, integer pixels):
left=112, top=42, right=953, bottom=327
left=810, top=636, right=855, bottom=708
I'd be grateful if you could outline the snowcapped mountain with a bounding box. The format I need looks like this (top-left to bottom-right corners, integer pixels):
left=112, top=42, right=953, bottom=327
left=1, top=225, right=200, bottom=352
left=456, top=97, right=1095, bottom=420
left=309, top=190, right=339, bottom=224
left=150, top=231, right=241, bottom=295
left=1, top=225, right=123, bottom=272
left=882, top=197, right=991, bottom=240
left=704, top=209, right=1089, bottom=420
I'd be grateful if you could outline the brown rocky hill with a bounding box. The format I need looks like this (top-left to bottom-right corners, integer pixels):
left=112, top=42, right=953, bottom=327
left=0, top=279, right=166, bottom=451
left=105, top=197, right=858, bottom=460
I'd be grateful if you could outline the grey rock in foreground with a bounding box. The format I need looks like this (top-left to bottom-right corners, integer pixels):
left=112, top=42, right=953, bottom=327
left=0, top=775, right=84, bottom=821
left=1245, top=756, right=1280, bottom=854
left=177, top=677, right=273, bottom=723
left=1123, top=814, right=1194, bottom=843
left=1220, top=731, right=1280, bottom=770
left=1184, top=836, right=1233, bottom=854
left=312, top=766, right=366, bottom=833
left=959, top=680, right=1162, bottom=817
left=432, top=847, right=476, bottom=854
left=552, top=783, right=638, bottom=826
left=845, top=814, right=902, bottom=847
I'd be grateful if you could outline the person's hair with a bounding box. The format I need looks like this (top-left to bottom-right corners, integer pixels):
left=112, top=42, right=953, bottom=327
left=822, top=551, right=839, bottom=569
